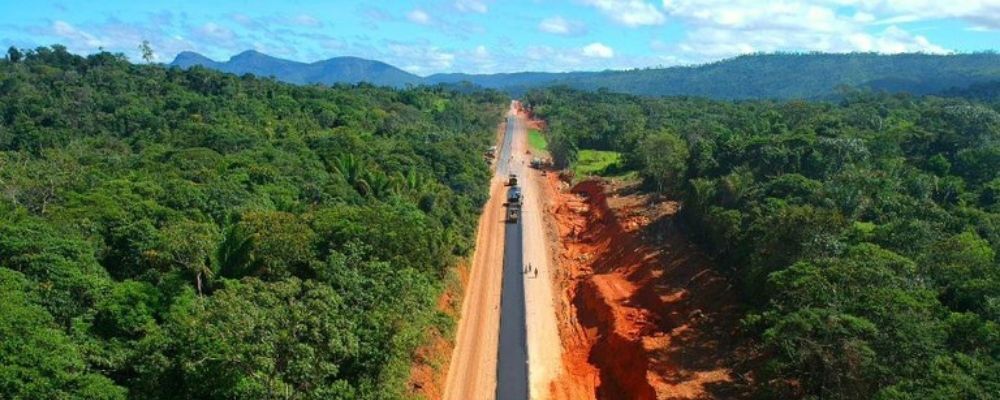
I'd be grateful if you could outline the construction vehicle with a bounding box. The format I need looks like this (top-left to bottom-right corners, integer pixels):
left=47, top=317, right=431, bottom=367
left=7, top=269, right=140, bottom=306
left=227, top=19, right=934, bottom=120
left=506, top=203, right=520, bottom=223
left=483, top=146, right=497, bottom=164
left=505, top=186, right=522, bottom=223
left=506, top=186, right=521, bottom=205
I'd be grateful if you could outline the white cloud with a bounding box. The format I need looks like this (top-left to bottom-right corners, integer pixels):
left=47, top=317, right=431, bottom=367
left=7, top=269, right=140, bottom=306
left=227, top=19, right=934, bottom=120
left=196, top=22, right=236, bottom=41
left=854, top=25, right=948, bottom=54
left=291, top=14, right=322, bottom=28
left=584, top=0, right=665, bottom=27
left=51, top=20, right=104, bottom=48
left=474, top=45, right=489, bottom=57
left=582, top=42, right=615, bottom=58
left=853, top=0, right=1000, bottom=30
left=662, top=1, right=846, bottom=32
left=407, top=9, right=432, bottom=25
left=388, top=43, right=454, bottom=74
left=852, top=11, right=875, bottom=23
left=19, top=0, right=987, bottom=74
left=525, top=45, right=582, bottom=66
left=539, top=16, right=570, bottom=34
left=656, top=0, right=953, bottom=62
left=455, top=0, right=489, bottom=13
left=462, top=44, right=498, bottom=72
left=539, top=16, right=586, bottom=35
left=29, top=16, right=204, bottom=63
left=660, top=0, right=1000, bottom=31
left=230, top=13, right=257, bottom=28
left=229, top=13, right=324, bottom=30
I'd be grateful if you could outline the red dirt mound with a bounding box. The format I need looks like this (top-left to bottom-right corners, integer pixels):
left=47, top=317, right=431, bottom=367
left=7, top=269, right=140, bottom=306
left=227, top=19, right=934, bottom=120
left=545, top=177, right=748, bottom=400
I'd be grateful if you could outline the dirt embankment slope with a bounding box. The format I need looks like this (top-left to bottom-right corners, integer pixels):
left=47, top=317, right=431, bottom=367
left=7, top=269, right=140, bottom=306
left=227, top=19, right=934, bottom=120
left=543, top=176, right=748, bottom=399
left=406, top=269, right=465, bottom=399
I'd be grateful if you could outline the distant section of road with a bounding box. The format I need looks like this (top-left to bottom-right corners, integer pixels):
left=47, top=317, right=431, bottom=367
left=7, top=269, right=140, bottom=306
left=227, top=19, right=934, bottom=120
left=498, top=115, right=515, bottom=176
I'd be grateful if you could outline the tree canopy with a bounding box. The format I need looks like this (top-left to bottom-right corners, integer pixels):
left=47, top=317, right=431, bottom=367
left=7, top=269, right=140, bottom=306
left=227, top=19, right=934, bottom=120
left=0, top=45, right=505, bottom=399
left=524, top=85, right=1000, bottom=398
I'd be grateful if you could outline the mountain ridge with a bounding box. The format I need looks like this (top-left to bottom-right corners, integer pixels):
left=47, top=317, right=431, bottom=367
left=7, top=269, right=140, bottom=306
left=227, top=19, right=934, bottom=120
left=171, top=51, right=1000, bottom=99
left=171, top=50, right=422, bottom=87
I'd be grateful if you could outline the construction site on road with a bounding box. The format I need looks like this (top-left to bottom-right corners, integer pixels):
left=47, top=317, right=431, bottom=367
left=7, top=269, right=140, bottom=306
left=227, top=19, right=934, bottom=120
left=441, top=103, right=741, bottom=400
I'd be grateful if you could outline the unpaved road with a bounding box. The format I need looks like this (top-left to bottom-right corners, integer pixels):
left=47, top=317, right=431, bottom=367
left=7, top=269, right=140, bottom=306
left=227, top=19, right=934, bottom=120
left=513, top=111, right=564, bottom=400
left=442, top=105, right=516, bottom=400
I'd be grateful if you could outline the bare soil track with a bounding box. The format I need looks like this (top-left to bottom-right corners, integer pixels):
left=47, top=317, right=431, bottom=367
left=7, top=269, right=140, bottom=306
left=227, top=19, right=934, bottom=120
left=441, top=113, right=510, bottom=400
left=542, top=170, right=749, bottom=400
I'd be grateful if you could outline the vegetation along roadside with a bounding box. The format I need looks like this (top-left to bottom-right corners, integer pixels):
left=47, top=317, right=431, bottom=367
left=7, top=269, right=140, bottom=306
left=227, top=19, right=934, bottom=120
left=0, top=45, right=506, bottom=400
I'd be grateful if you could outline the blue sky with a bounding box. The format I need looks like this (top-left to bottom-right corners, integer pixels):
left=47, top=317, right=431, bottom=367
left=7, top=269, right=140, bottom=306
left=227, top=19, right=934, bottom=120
left=2, top=1, right=998, bottom=75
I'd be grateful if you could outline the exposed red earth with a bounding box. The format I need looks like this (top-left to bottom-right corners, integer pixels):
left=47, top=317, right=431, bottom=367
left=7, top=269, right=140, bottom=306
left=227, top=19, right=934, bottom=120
left=437, top=106, right=747, bottom=400
left=541, top=167, right=747, bottom=399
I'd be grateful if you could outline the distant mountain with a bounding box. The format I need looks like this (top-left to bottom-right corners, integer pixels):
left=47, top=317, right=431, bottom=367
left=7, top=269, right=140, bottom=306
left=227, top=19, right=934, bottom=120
left=172, top=51, right=1000, bottom=100
left=437, top=53, right=1000, bottom=100
left=612, top=52, right=1000, bottom=99
left=170, top=50, right=422, bottom=87
left=171, top=51, right=219, bottom=69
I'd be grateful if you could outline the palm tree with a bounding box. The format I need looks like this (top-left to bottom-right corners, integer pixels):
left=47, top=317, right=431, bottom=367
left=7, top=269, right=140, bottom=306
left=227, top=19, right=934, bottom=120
left=332, top=154, right=364, bottom=187
left=362, top=170, right=396, bottom=198
left=216, top=222, right=254, bottom=281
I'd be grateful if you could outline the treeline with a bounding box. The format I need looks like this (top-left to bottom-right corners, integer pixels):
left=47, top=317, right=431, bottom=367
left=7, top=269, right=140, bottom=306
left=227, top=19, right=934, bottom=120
left=0, top=45, right=506, bottom=399
left=524, top=86, right=999, bottom=398
left=565, top=52, right=1000, bottom=99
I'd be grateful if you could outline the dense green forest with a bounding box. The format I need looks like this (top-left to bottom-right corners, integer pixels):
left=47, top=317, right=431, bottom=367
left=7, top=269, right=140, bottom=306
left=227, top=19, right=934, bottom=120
left=435, top=52, right=1000, bottom=99
left=0, top=45, right=505, bottom=399
left=524, top=86, right=999, bottom=398
left=174, top=50, right=1000, bottom=100
left=555, top=52, right=1000, bottom=99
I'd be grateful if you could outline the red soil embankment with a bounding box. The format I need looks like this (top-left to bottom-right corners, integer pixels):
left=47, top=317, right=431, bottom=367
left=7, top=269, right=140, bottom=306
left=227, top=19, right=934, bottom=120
left=407, top=262, right=468, bottom=400
left=545, top=176, right=746, bottom=400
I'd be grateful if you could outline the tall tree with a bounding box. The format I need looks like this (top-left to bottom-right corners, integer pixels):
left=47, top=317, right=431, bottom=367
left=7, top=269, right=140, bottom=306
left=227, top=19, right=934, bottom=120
left=138, top=40, right=154, bottom=63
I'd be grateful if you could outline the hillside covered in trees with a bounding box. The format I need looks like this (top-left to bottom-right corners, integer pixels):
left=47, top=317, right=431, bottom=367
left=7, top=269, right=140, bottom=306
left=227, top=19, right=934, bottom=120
left=533, top=52, right=1000, bottom=99
left=176, top=50, right=1000, bottom=100
left=524, top=87, right=999, bottom=398
left=0, top=45, right=506, bottom=399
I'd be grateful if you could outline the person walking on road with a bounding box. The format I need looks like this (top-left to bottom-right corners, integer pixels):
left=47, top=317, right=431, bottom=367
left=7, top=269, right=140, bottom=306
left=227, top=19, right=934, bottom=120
left=534, top=269, right=538, bottom=278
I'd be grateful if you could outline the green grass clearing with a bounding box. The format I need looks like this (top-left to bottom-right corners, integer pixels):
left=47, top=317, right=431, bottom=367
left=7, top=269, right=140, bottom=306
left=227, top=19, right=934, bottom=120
left=528, top=129, right=548, bottom=153
left=572, top=149, right=627, bottom=178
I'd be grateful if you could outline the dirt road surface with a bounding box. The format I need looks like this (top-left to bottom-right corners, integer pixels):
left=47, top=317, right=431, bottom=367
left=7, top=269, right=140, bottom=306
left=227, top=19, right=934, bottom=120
left=511, top=111, right=564, bottom=400
left=442, top=105, right=515, bottom=400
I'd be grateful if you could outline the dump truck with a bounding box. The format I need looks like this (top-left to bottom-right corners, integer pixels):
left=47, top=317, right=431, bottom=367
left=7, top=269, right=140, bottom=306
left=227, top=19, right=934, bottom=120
left=505, top=186, right=522, bottom=223
left=507, top=173, right=518, bottom=186
left=506, top=203, right=520, bottom=223
left=506, top=186, right=522, bottom=205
